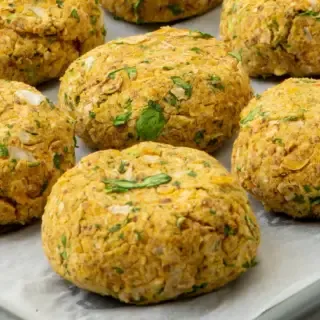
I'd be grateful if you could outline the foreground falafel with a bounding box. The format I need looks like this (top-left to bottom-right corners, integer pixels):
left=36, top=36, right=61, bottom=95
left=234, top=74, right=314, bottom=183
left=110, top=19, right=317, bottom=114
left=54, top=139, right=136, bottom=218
left=232, top=78, right=320, bottom=218
left=220, top=0, right=320, bottom=77
left=59, top=27, right=253, bottom=153
left=0, top=0, right=105, bottom=85
left=101, top=0, right=222, bottom=23
left=42, top=142, right=260, bottom=304
left=0, top=80, right=75, bottom=225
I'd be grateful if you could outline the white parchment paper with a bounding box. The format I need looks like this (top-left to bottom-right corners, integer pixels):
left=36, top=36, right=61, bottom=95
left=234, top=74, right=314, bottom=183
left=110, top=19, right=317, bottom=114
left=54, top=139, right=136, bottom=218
left=0, top=6, right=320, bottom=320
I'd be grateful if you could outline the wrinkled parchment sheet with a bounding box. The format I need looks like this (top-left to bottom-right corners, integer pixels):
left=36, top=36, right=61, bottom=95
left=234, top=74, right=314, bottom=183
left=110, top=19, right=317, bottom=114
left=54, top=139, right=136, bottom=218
left=1, top=6, right=320, bottom=320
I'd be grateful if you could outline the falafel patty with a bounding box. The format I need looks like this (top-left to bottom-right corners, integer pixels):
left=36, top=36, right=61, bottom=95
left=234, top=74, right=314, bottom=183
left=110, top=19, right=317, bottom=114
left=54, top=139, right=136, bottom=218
left=232, top=78, right=320, bottom=218
left=59, top=27, right=252, bottom=153
left=42, top=141, right=260, bottom=305
left=220, top=0, right=320, bottom=77
left=0, top=0, right=106, bottom=85
left=0, top=80, right=75, bottom=225
left=101, top=0, right=222, bottom=23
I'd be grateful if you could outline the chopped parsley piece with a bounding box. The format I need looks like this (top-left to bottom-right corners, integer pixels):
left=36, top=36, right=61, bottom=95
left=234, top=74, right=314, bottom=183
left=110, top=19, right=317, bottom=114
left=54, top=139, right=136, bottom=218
left=28, top=162, right=40, bottom=167
left=164, top=92, right=178, bottom=106
left=255, top=94, right=262, bottom=99
left=103, top=173, right=172, bottom=193
left=0, top=144, right=9, bottom=157
left=90, top=15, right=98, bottom=25
left=46, top=98, right=55, bottom=109
left=240, top=106, right=262, bottom=127
left=303, top=185, right=312, bottom=193
left=293, top=194, right=305, bottom=204
left=236, top=166, right=242, bottom=172
left=194, top=130, right=204, bottom=145
left=113, top=111, right=132, bottom=126
left=61, top=234, right=67, bottom=247
left=203, top=161, right=211, bottom=168
left=113, top=267, right=124, bottom=274
left=163, top=66, right=174, bottom=71
left=118, top=160, right=128, bottom=174
left=171, top=76, right=192, bottom=98
left=136, top=100, right=166, bottom=140
left=190, top=47, right=201, bottom=53
left=53, top=153, right=61, bottom=170
left=119, top=233, right=125, bottom=240
left=133, top=0, right=143, bottom=16
left=273, top=138, right=284, bottom=146
left=168, top=4, right=183, bottom=15
left=40, top=180, right=48, bottom=195
left=242, top=258, right=258, bottom=268
left=187, top=171, right=197, bottom=177
left=70, top=9, right=80, bottom=22
left=109, top=224, right=121, bottom=233
left=134, top=230, right=143, bottom=240
left=299, top=10, right=320, bottom=21
left=191, top=29, right=213, bottom=39
left=209, top=209, right=216, bottom=215
left=190, top=283, right=208, bottom=293
left=208, top=75, right=224, bottom=91
left=108, top=67, right=137, bottom=80
left=310, top=197, right=320, bottom=206
left=228, top=49, right=243, bottom=62
left=173, top=181, right=181, bottom=188
left=89, top=111, right=96, bottom=119
left=224, top=224, right=236, bottom=236
left=56, top=0, right=63, bottom=8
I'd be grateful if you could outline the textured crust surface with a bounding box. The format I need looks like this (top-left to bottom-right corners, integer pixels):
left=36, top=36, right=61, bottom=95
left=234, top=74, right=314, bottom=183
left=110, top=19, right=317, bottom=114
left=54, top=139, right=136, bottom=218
left=0, top=0, right=105, bottom=85
left=232, top=78, right=320, bottom=218
left=0, top=80, right=75, bottom=225
left=59, top=27, right=252, bottom=153
left=42, top=142, right=260, bottom=304
left=101, top=0, right=222, bottom=23
left=220, top=0, right=320, bottom=77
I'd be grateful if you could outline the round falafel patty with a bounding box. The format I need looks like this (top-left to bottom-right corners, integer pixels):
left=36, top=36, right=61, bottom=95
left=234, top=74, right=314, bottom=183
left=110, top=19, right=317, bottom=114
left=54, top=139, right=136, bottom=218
left=59, top=27, right=252, bottom=153
left=220, top=0, right=320, bottom=77
left=42, top=142, right=260, bottom=305
left=101, top=0, right=222, bottom=23
left=232, top=78, right=320, bottom=218
left=0, top=80, right=75, bottom=225
left=0, top=0, right=105, bottom=85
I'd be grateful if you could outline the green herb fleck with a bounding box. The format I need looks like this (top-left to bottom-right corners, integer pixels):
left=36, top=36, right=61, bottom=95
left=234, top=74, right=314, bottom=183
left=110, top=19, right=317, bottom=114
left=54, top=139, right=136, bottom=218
left=203, top=161, right=211, bottom=168
left=208, top=75, right=224, bottom=91
left=0, top=144, right=9, bottom=158
left=73, top=136, right=79, bottom=148
left=273, top=138, right=284, bottom=146
left=304, top=185, right=312, bottom=193
left=133, top=0, right=143, bottom=16
left=168, top=4, right=183, bottom=15
left=164, top=92, right=178, bottom=107
left=40, top=180, right=48, bottom=195
left=70, top=9, right=80, bottom=22
left=119, top=232, right=125, bottom=240
left=310, top=197, right=320, bottom=206
left=190, top=283, right=208, bottom=293
left=228, top=49, right=243, bottom=62
left=173, top=181, right=181, bottom=188
left=163, top=66, right=174, bottom=71
left=90, top=15, right=98, bottom=25
left=89, top=111, right=96, bottom=119
left=28, top=162, right=40, bottom=167
left=113, top=111, right=132, bottom=127
left=56, top=0, right=63, bottom=7
left=299, top=10, right=320, bottom=21
left=293, top=194, right=305, bottom=204
left=113, top=267, right=124, bottom=274
left=61, top=234, right=67, bottom=247
left=190, top=47, right=201, bottom=53
left=242, top=258, right=258, bottom=269
left=191, top=29, right=213, bottom=39
left=53, top=153, right=61, bottom=170
left=118, top=160, right=128, bottom=174
left=240, top=106, right=261, bottom=127
left=109, top=224, right=121, bottom=233
left=171, top=76, right=192, bottom=98
left=187, top=171, right=197, bottom=177
left=136, top=100, right=166, bottom=140
left=224, top=224, right=236, bottom=236
left=194, top=130, right=204, bottom=145
left=134, top=230, right=143, bottom=240
left=103, top=173, right=172, bottom=193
